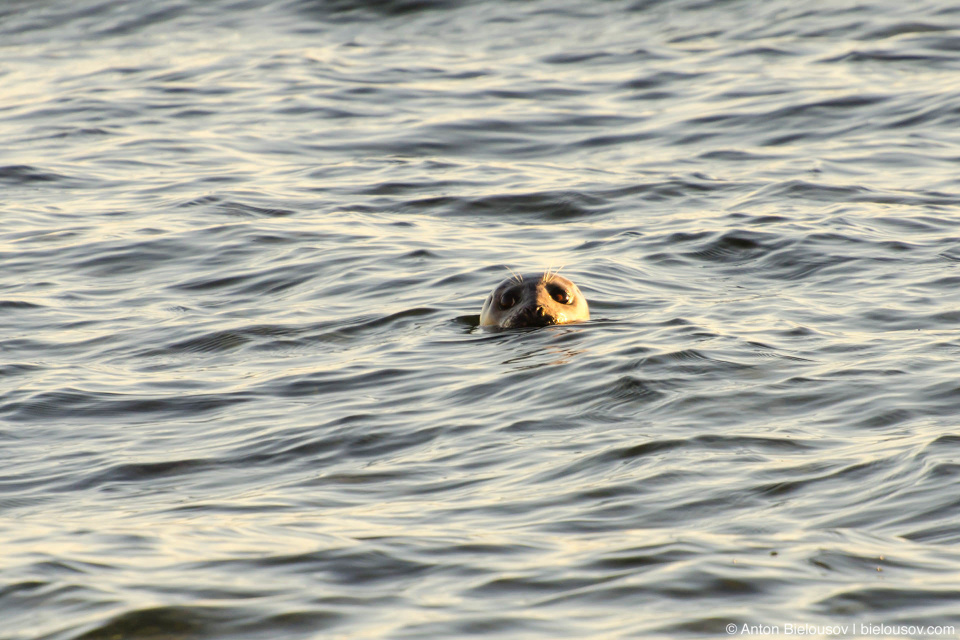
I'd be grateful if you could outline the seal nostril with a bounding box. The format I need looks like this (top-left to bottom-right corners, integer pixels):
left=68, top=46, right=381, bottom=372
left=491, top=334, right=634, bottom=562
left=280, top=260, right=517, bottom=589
left=535, top=305, right=545, bottom=317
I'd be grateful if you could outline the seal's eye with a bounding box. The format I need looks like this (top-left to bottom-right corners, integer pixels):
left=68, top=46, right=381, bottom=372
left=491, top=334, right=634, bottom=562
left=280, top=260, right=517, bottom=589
left=548, top=285, right=572, bottom=305
left=500, top=291, right=518, bottom=308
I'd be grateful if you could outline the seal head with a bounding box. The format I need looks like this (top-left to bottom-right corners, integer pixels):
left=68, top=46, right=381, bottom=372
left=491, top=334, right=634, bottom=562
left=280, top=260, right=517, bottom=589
left=480, top=272, right=589, bottom=329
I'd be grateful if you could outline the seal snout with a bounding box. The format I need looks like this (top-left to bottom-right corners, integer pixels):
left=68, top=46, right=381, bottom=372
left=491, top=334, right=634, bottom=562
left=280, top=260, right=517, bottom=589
left=509, top=303, right=556, bottom=328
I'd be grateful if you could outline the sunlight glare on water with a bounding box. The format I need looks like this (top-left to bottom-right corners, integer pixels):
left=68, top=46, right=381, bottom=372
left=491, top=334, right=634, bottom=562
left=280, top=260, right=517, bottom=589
left=3, top=0, right=960, bottom=639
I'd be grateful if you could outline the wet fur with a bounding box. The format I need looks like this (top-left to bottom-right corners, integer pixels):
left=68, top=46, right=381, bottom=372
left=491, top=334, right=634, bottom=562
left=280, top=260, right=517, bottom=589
left=480, top=270, right=589, bottom=329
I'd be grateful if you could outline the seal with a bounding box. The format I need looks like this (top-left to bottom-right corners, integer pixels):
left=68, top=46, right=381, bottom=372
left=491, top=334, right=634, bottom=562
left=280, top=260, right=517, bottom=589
left=480, top=271, right=589, bottom=329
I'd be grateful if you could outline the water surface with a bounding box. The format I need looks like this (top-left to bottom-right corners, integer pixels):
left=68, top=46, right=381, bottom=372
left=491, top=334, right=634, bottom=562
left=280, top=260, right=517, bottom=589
left=3, top=0, right=960, bottom=638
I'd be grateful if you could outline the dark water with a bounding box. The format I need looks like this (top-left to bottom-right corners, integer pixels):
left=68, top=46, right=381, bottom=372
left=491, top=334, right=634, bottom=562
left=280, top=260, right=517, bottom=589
left=4, top=0, right=960, bottom=638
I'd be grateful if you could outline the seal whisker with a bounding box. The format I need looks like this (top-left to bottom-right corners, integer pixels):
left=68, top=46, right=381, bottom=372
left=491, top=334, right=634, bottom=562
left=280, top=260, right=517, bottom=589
left=542, top=264, right=564, bottom=283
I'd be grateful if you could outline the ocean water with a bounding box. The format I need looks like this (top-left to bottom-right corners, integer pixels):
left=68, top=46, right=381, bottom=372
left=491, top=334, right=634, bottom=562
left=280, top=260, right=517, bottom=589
left=3, top=0, right=960, bottom=638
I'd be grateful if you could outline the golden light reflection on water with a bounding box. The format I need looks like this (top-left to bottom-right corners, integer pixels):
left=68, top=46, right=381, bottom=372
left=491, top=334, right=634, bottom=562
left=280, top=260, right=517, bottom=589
left=6, top=0, right=960, bottom=637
